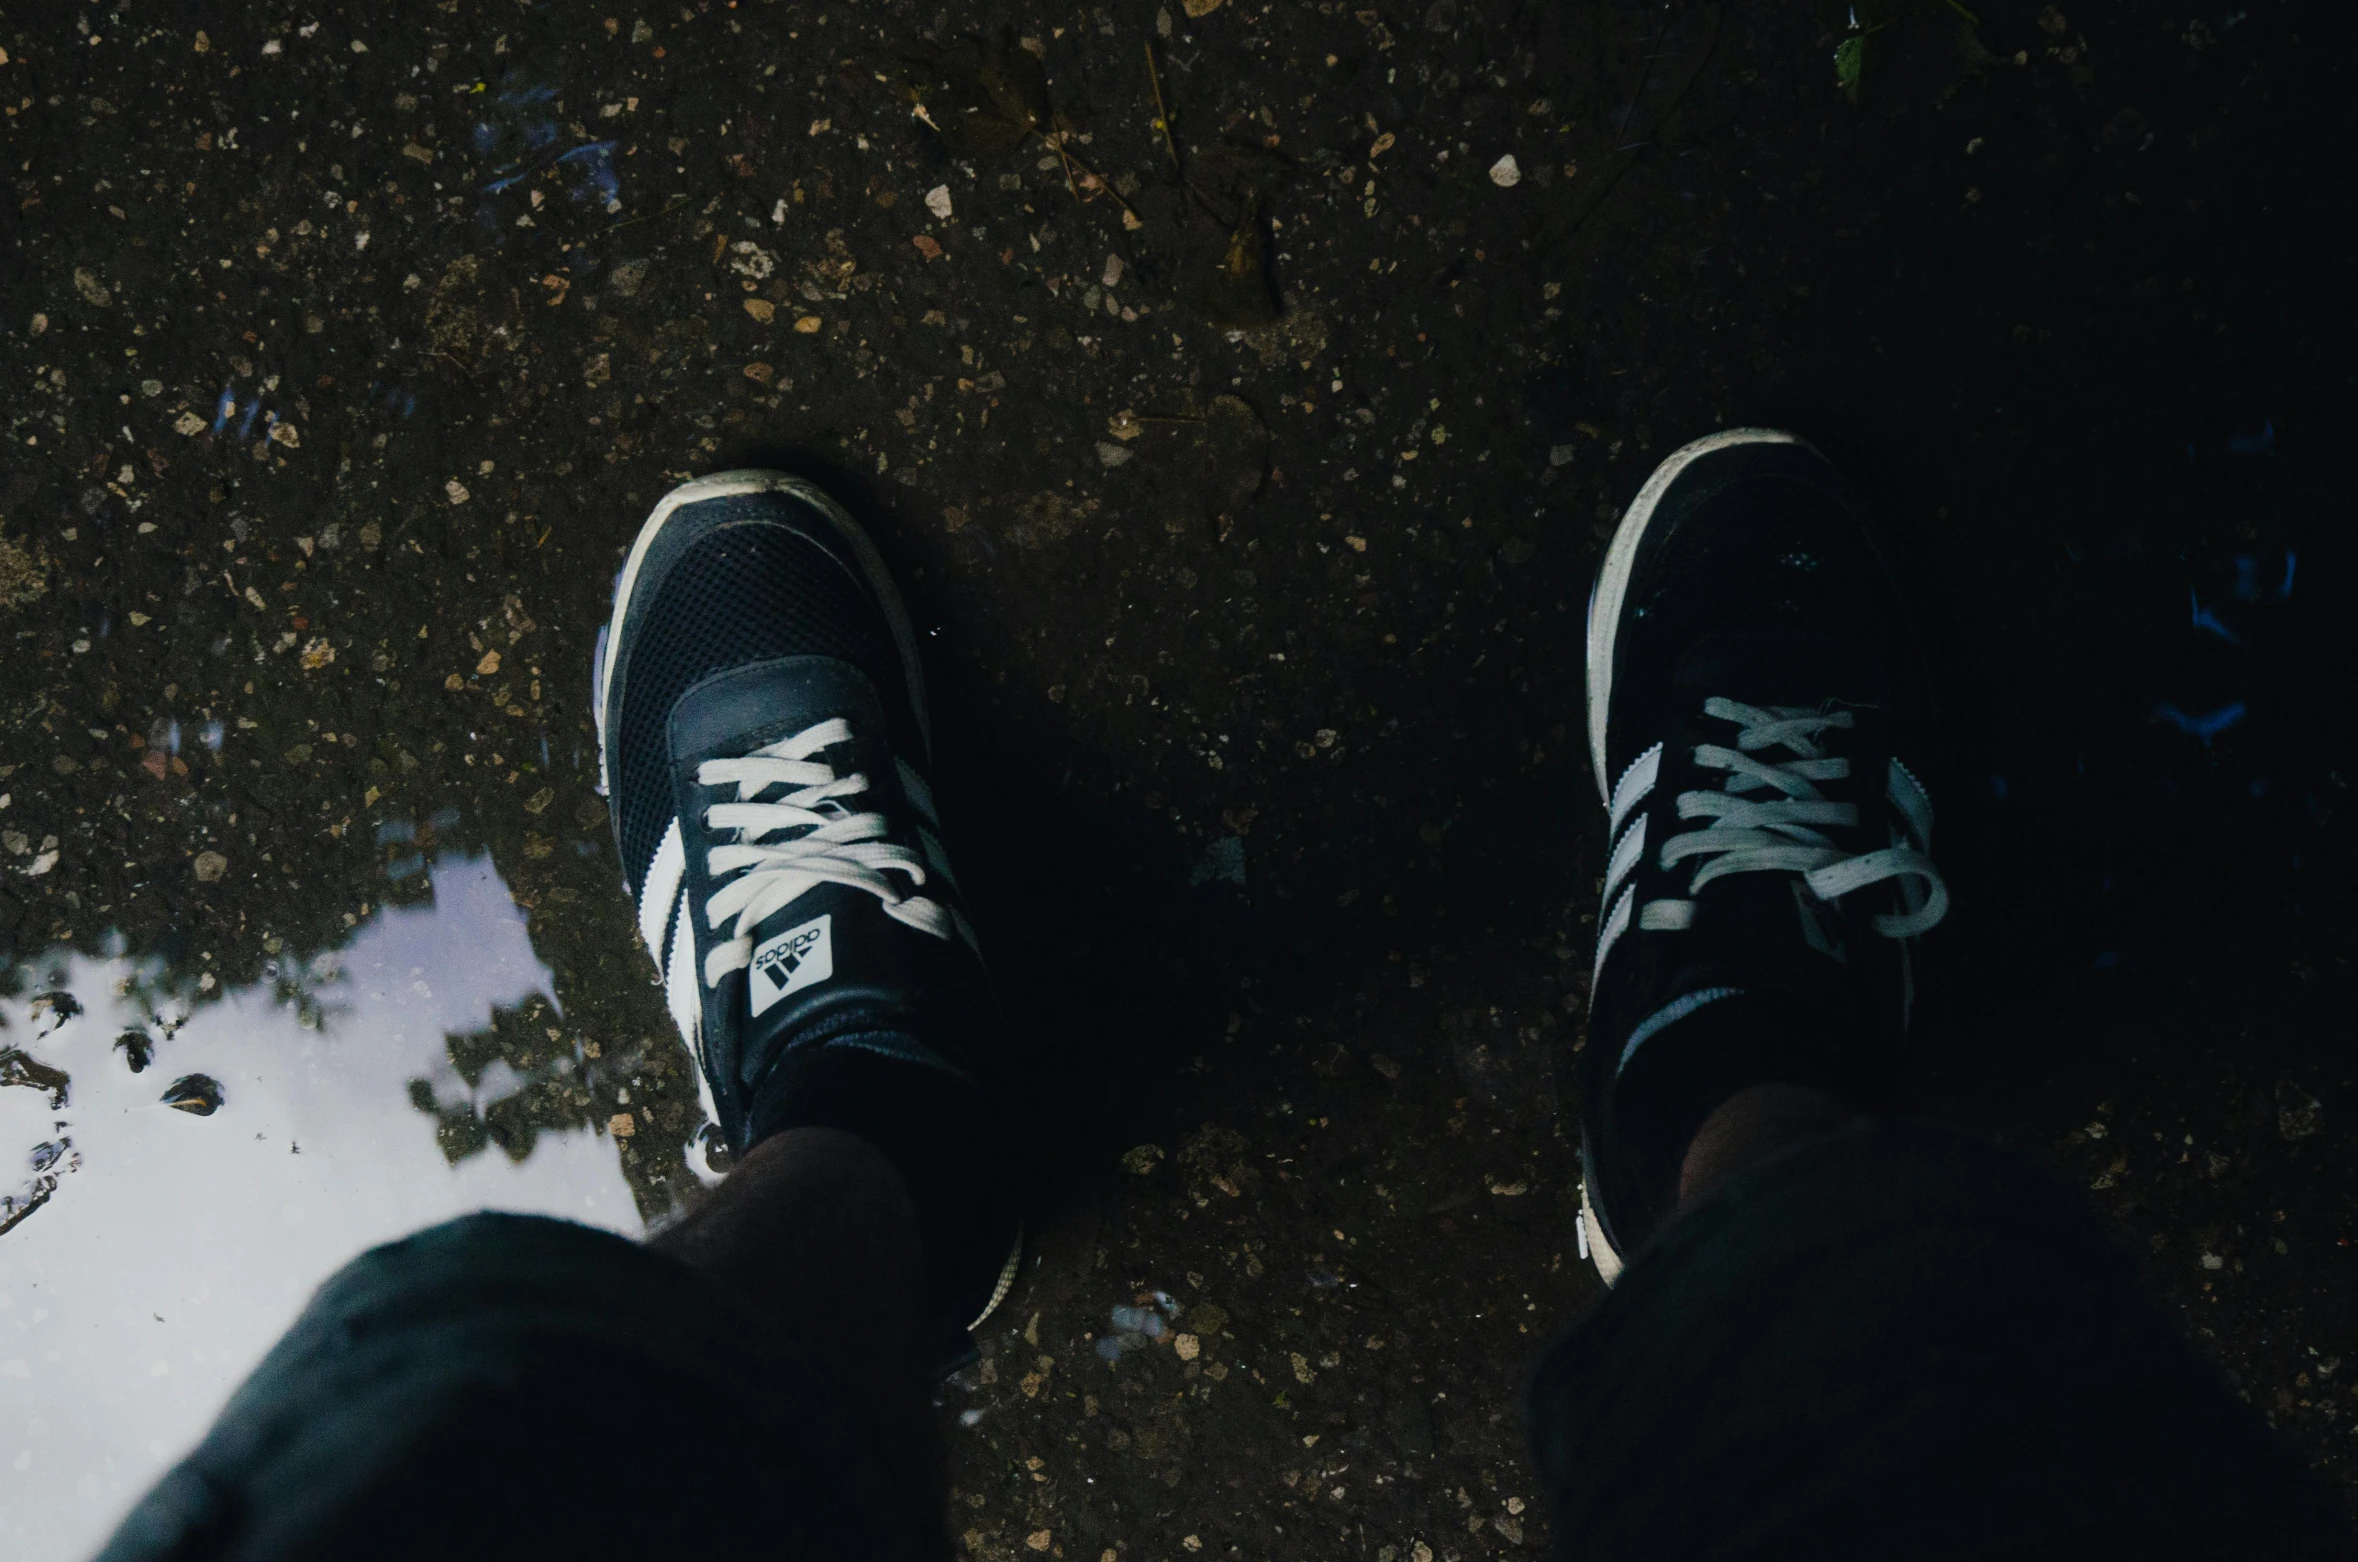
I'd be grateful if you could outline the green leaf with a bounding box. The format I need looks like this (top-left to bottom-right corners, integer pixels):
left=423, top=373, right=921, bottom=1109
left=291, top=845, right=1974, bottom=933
left=1834, top=33, right=1865, bottom=100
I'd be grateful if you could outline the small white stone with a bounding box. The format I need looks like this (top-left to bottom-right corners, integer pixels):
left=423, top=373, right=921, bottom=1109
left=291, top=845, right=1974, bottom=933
left=1488, top=153, right=1523, bottom=188
left=924, top=184, right=953, bottom=220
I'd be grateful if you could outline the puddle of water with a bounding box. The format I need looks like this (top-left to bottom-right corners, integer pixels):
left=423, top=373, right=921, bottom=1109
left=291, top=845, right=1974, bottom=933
left=0, top=854, right=641, bottom=1562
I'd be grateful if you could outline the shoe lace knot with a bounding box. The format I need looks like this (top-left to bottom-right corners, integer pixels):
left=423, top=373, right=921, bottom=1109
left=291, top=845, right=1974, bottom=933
left=692, top=717, right=951, bottom=988
left=1645, top=696, right=1948, bottom=939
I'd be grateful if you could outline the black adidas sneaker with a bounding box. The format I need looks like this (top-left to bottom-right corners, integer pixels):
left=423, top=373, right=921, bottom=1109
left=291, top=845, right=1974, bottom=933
left=594, top=470, right=1019, bottom=1358
left=1578, top=431, right=1949, bottom=1280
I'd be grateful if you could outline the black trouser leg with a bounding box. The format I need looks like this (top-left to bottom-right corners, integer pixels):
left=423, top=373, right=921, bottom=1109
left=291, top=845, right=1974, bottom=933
left=95, top=1213, right=944, bottom=1562
left=1528, top=1121, right=2350, bottom=1560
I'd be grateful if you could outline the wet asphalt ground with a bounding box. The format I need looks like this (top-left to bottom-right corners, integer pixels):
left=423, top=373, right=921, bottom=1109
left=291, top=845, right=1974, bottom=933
left=3, top=0, right=2356, bottom=1554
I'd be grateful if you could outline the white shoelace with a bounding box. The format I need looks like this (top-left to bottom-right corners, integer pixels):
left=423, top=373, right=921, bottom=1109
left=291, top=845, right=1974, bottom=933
left=1645, top=696, right=1948, bottom=938
left=694, top=717, right=952, bottom=987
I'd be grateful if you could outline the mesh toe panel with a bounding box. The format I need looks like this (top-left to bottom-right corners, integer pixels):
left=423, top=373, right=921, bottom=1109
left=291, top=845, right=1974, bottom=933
left=614, top=520, right=902, bottom=888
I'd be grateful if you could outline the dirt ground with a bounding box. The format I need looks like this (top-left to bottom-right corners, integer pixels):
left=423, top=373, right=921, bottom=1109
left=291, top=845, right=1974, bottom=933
left=3, top=0, right=2354, bottom=1553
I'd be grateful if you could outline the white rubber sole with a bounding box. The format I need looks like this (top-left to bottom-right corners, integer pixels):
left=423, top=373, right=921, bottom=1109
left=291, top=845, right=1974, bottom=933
left=1578, top=1178, right=1625, bottom=1286
left=969, top=1225, right=1026, bottom=1332
left=1584, top=429, right=1808, bottom=803
left=594, top=470, right=931, bottom=799
left=1580, top=428, right=1810, bottom=1286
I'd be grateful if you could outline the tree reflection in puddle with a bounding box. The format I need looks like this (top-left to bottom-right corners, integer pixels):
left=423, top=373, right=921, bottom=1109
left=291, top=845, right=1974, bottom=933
left=0, top=853, right=640, bottom=1561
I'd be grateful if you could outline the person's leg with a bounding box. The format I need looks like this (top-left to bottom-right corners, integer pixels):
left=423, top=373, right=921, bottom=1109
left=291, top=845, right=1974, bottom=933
left=1673, top=1081, right=1852, bottom=1210
left=96, top=473, right=1023, bottom=1559
left=96, top=1195, right=944, bottom=1562
left=1536, top=1115, right=2352, bottom=1560
left=1537, top=432, right=2348, bottom=1558
left=651, top=1125, right=937, bottom=1468
left=595, top=470, right=1024, bottom=1359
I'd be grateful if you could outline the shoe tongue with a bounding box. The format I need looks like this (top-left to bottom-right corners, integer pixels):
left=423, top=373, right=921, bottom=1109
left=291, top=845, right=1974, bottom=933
left=734, top=885, right=945, bottom=1069
left=737, top=891, right=846, bottom=1033
left=1676, top=870, right=1859, bottom=986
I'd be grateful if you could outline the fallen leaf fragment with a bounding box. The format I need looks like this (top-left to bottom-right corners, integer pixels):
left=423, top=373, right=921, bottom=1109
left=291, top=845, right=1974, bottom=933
left=878, top=30, right=1049, bottom=159
left=162, top=1074, right=224, bottom=1115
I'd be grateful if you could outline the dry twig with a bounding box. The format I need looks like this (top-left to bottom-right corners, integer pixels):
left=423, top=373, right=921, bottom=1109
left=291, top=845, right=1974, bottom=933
left=1145, top=43, right=1182, bottom=175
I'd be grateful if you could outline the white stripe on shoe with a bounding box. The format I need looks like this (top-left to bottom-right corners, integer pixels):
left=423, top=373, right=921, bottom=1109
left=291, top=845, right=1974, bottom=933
left=1592, top=881, right=1636, bottom=989
left=638, top=818, right=687, bottom=967
left=1607, top=742, right=1662, bottom=842
left=665, top=891, right=702, bottom=1063
left=1603, top=813, right=1648, bottom=908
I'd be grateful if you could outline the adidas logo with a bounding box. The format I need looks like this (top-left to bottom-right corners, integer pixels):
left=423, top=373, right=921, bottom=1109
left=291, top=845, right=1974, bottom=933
left=748, top=914, right=833, bottom=1016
